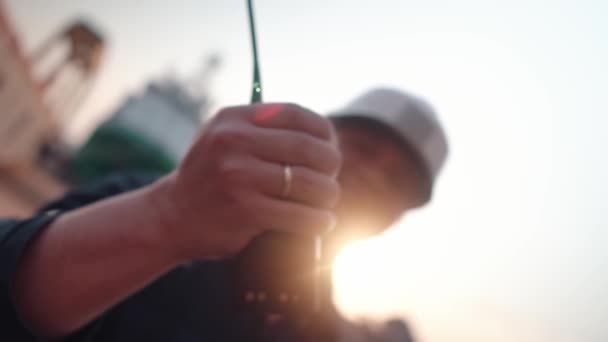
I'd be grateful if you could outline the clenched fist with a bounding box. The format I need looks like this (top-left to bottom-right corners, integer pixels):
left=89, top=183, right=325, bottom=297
left=150, top=103, right=342, bottom=261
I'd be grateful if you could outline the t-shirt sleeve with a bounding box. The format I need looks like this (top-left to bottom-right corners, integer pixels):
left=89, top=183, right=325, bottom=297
left=0, top=172, right=159, bottom=341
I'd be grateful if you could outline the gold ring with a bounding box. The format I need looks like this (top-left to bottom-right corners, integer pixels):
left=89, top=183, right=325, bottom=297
left=281, top=164, right=293, bottom=198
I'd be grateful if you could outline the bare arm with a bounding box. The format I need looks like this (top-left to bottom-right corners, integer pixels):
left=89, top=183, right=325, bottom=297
left=14, top=179, right=180, bottom=339
left=11, top=104, right=340, bottom=340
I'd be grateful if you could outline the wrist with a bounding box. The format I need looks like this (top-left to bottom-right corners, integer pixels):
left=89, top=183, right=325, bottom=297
left=141, top=173, right=189, bottom=266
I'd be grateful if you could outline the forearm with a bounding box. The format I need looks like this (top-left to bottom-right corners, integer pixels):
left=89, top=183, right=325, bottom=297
left=8, top=103, right=341, bottom=339
left=13, top=178, right=181, bottom=339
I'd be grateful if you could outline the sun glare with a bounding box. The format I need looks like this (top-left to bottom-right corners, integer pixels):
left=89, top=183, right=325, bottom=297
left=332, top=235, right=404, bottom=322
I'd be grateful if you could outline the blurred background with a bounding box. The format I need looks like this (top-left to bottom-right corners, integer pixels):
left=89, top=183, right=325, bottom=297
left=1, top=0, right=607, bottom=341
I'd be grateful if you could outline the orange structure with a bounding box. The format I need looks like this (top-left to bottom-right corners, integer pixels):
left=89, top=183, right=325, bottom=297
left=0, top=2, right=105, bottom=216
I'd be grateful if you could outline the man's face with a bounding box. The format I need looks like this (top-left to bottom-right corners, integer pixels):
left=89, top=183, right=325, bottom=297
left=328, top=121, right=423, bottom=252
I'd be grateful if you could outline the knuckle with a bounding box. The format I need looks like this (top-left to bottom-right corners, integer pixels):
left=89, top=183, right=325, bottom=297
left=207, top=129, right=227, bottom=151
left=216, top=106, right=241, bottom=120
left=217, top=158, right=248, bottom=185
left=286, top=102, right=308, bottom=123
left=284, top=102, right=300, bottom=113
left=318, top=117, right=333, bottom=139
left=297, top=168, right=314, bottom=188
left=293, top=139, right=315, bottom=167
left=208, top=126, right=248, bottom=152
left=298, top=170, right=339, bottom=208
left=216, top=105, right=253, bottom=123
left=300, top=106, right=331, bottom=139
left=215, top=107, right=235, bottom=121
left=308, top=144, right=342, bottom=175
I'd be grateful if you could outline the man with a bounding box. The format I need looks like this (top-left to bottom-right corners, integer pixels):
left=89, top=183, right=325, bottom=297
left=0, top=88, right=448, bottom=341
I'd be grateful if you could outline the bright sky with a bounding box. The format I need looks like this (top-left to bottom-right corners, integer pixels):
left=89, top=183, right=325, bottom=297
left=6, top=1, right=608, bottom=341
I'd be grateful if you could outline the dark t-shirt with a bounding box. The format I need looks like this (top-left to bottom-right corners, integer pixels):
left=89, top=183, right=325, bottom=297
left=0, top=174, right=339, bottom=342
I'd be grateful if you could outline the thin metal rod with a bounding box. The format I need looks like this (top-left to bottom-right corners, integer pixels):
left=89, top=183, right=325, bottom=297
left=246, top=0, right=322, bottom=314
left=313, top=236, right=322, bottom=312
left=247, top=0, right=262, bottom=103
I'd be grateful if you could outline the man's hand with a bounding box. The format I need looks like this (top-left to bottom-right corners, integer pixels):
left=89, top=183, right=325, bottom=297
left=151, top=103, right=342, bottom=261
left=9, top=103, right=340, bottom=338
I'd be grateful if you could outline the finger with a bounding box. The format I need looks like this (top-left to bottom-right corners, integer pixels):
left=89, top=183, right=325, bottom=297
left=249, top=160, right=340, bottom=209
left=250, top=193, right=336, bottom=236
left=250, top=103, right=335, bottom=141
left=246, top=126, right=341, bottom=175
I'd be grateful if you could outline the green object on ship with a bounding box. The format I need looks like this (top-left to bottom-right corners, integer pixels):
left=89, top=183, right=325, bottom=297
left=72, top=122, right=176, bottom=184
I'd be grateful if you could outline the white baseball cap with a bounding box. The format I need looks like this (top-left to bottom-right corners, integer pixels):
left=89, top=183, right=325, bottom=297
left=330, top=88, right=449, bottom=205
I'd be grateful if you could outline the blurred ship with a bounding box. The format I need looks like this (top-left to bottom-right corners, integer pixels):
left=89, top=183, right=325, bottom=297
left=70, top=56, right=219, bottom=184
left=0, top=2, right=217, bottom=216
